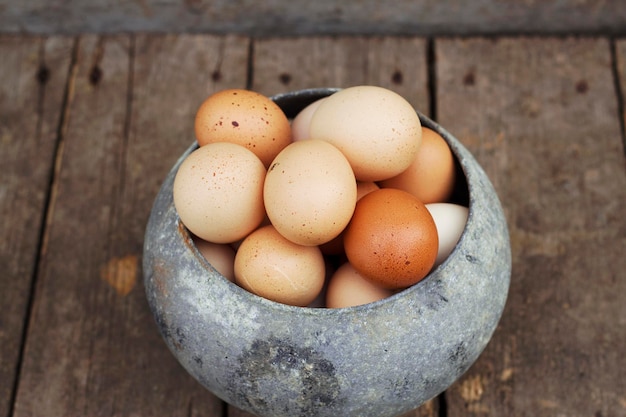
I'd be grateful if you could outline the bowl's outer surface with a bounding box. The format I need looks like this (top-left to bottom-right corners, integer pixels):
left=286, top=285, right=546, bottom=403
left=143, top=88, right=511, bottom=417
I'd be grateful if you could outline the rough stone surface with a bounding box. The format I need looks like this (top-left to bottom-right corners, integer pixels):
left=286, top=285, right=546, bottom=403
left=143, top=89, right=511, bottom=417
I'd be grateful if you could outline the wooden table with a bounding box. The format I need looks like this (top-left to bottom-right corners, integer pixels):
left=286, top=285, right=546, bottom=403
left=2, top=34, right=626, bottom=417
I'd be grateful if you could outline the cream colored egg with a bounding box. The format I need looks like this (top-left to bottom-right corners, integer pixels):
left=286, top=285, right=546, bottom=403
left=326, top=262, right=394, bottom=308
left=173, top=142, right=266, bottom=244
left=264, top=139, right=357, bottom=246
left=425, top=203, right=469, bottom=267
left=291, top=98, right=326, bottom=141
left=234, top=225, right=326, bottom=306
left=309, top=85, right=422, bottom=182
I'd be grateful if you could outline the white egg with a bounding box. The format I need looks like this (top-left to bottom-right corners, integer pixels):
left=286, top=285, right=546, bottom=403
left=425, top=203, right=469, bottom=267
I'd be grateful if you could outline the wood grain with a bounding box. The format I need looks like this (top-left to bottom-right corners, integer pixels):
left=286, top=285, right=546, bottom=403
left=252, top=36, right=430, bottom=115
left=616, top=39, right=626, bottom=154
left=13, top=34, right=249, bottom=417
left=436, top=36, right=626, bottom=417
left=0, top=35, right=73, bottom=417
left=2, top=0, right=626, bottom=37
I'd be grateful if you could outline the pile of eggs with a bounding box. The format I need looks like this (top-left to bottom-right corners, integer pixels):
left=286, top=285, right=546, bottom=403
left=173, top=86, right=469, bottom=308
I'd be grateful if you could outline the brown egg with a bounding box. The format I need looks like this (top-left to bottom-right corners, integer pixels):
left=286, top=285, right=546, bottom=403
left=234, top=225, right=326, bottom=307
left=326, top=262, right=394, bottom=308
left=343, top=188, right=439, bottom=289
left=379, top=127, right=456, bottom=204
left=194, top=89, right=292, bottom=168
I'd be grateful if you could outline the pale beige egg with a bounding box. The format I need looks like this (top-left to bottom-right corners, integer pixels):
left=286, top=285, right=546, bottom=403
left=173, top=142, right=266, bottom=244
left=326, top=262, right=394, bottom=308
left=263, top=139, right=357, bottom=246
left=234, top=225, right=326, bottom=306
left=291, top=98, right=326, bottom=141
left=192, top=236, right=236, bottom=282
left=309, top=86, right=422, bottom=182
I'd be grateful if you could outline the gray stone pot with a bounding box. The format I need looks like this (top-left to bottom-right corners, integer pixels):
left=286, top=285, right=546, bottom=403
left=143, top=88, right=511, bottom=417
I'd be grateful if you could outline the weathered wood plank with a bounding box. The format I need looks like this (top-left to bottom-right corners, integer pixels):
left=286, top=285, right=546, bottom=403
left=0, top=35, right=73, bottom=417
left=252, top=36, right=430, bottom=115
left=436, top=37, right=626, bottom=416
left=616, top=39, right=626, bottom=154
left=13, top=34, right=249, bottom=417
left=2, top=0, right=626, bottom=37
left=245, top=35, right=437, bottom=417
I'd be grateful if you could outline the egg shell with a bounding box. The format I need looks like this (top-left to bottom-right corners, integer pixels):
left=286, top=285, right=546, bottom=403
left=343, top=188, right=439, bottom=289
left=234, top=225, right=326, bottom=307
left=173, top=142, right=266, bottom=244
left=309, top=85, right=422, bottom=182
left=326, top=262, right=394, bottom=308
left=306, top=260, right=336, bottom=308
left=194, top=89, right=292, bottom=168
left=291, top=97, right=326, bottom=141
left=426, top=203, right=469, bottom=267
left=192, top=236, right=236, bottom=282
left=380, top=127, right=457, bottom=204
left=264, top=139, right=357, bottom=246
left=356, top=181, right=380, bottom=200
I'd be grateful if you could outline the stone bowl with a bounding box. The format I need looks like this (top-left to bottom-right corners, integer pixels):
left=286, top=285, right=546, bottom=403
left=143, top=88, right=511, bottom=417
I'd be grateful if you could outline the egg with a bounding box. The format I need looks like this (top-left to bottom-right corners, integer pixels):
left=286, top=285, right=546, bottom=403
left=425, top=203, right=469, bottom=267
left=326, top=262, right=394, bottom=308
left=306, top=260, right=336, bottom=308
left=192, top=236, right=236, bottom=282
left=291, top=98, right=326, bottom=141
left=309, top=85, right=422, bottom=182
left=357, top=181, right=380, bottom=200
left=380, top=127, right=457, bottom=204
left=343, top=188, right=439, bottom=289
left=264, top=139, right=357, bottom=246
left=194, top=89, right=292, bottom=168
left=173, top=142, right=266, bottom=244
left=234, top=225, right=326, bottom=306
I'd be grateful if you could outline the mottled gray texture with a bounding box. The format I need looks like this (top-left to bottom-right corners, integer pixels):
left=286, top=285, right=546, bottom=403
left=143, top=89, right=511, bottom=417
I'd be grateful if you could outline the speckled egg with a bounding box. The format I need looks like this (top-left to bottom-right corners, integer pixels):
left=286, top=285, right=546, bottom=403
left=172, top=142, right=266, bottom=244
left=194, top=89, right=292, bottom=168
